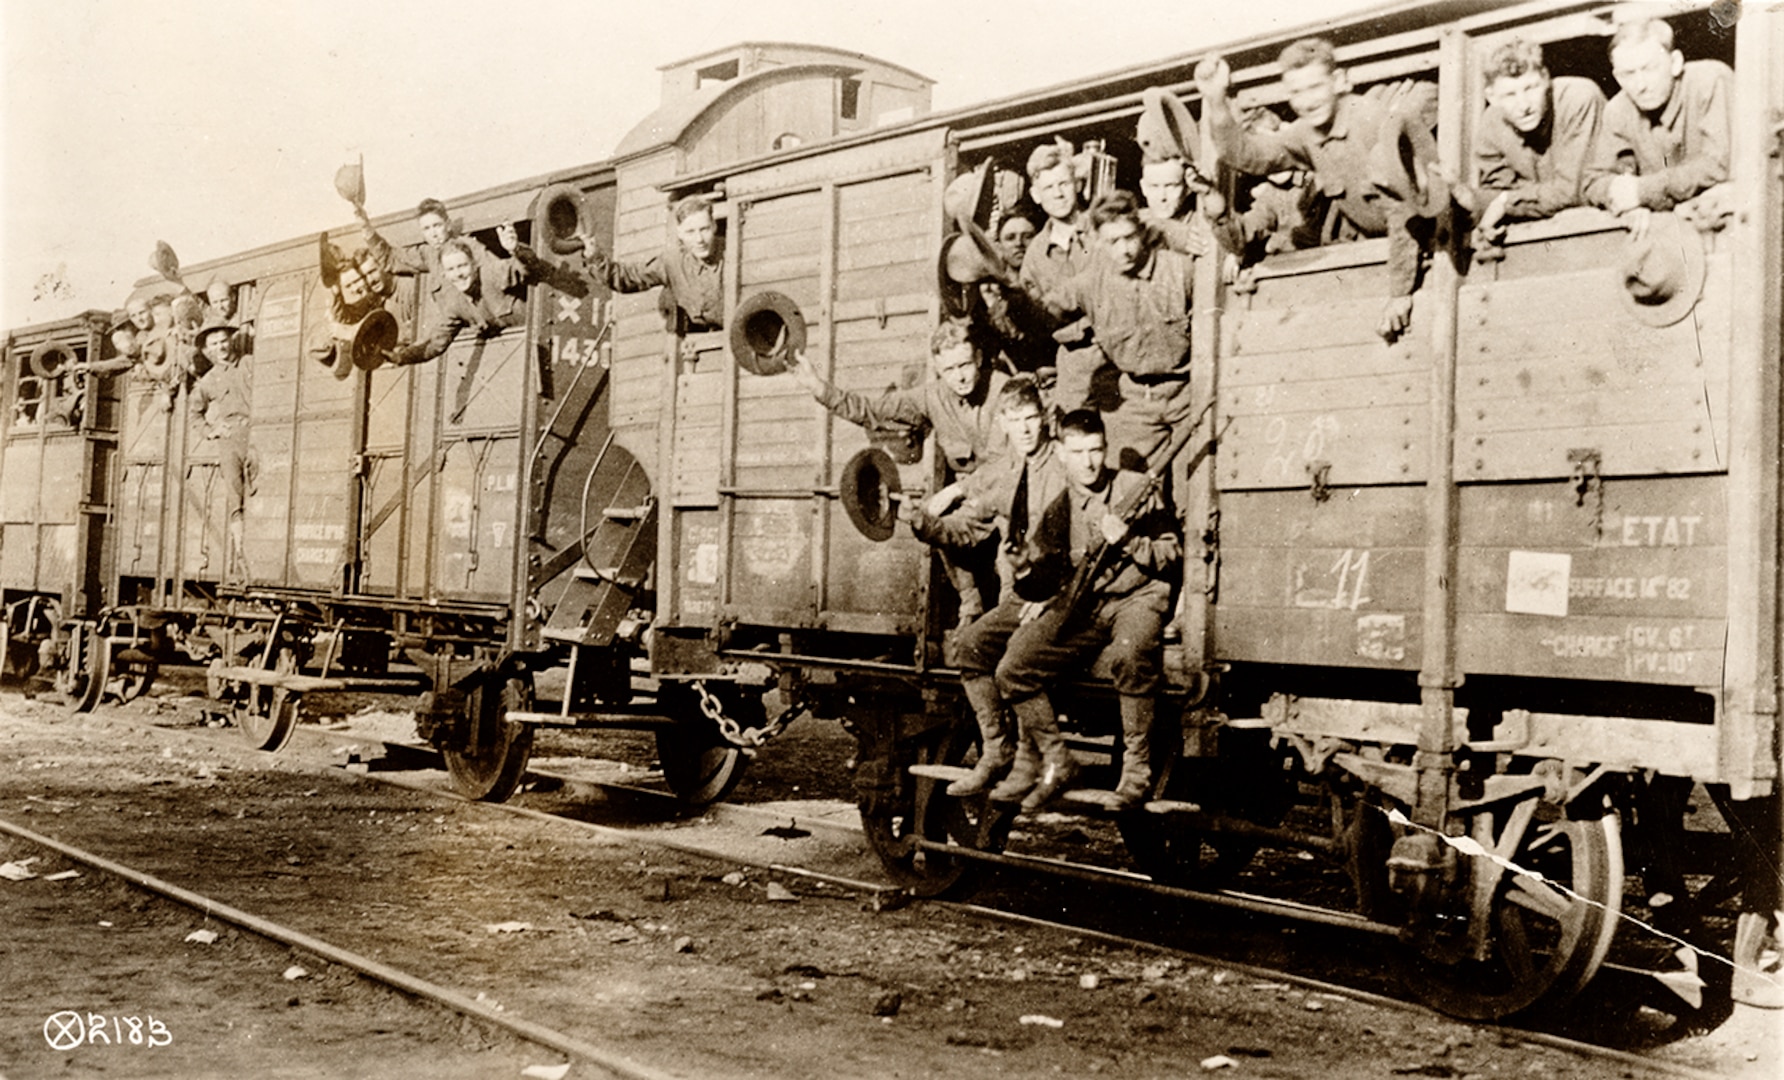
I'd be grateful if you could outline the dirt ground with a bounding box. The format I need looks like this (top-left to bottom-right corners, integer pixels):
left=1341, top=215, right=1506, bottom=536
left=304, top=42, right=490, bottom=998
left=2, top=684, right=1779, bottom=1079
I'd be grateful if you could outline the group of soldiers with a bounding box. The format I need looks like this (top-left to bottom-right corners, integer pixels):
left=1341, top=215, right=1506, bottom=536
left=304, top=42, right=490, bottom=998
left=756, top=16, right=1735, bottom=814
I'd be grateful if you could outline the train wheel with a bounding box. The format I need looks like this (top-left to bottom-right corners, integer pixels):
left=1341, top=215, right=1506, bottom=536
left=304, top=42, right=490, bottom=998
left=238, top=648, right=300, bottom=752
left=61, top=626, right=106, bottom=713
left=109, top=644, right=158, bottom=703
left=1395, top=793, right=1623, bottom=1021
left=444, top=675, right=535, bottom=802
left=859, top=722, right=994, bottom=899
left=655, top=683, right=749, bottom=806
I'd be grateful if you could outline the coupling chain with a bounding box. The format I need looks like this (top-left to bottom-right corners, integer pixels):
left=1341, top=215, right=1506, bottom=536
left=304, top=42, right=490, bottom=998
left=693, top=678, right=802, bottom=749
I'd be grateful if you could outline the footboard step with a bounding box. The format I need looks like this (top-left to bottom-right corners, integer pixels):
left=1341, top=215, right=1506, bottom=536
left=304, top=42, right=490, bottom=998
left=1143, top=799, right=1203, bottom=814
left=908, top=764, right=973, bottom=782
left=1058, top=789, right=1128, bottom=810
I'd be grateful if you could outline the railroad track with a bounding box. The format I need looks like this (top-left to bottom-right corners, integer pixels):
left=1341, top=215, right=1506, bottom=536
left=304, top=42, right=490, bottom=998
left=3, top=688, right=1752, bottom=1078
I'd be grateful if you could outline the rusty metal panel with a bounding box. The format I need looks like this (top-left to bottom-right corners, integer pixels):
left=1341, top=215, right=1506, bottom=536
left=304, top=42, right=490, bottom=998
left=1218, top=269, right=1431, bottom=490
left=1213, top=487, right=1426, bottom=669
left=1455, top=478, right=1727, bottom=686
left=1456, top=235, right=1732, bottom=481
left=724, top=499, right=816, bottom=626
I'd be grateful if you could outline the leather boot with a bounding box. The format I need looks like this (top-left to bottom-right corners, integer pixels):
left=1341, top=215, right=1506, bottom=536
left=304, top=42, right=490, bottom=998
left=1016, top=694, right=1078, bottom=812
left=1109, top=695, right=1155, bottom=811
left=948, top=677, right=1014, bottom=797
left=988, top=734, right=1039, bottom=803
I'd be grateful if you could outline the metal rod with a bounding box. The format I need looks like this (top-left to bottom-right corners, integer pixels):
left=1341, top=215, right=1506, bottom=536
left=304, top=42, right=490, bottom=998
left=911, top=838, right=1397, bottom=935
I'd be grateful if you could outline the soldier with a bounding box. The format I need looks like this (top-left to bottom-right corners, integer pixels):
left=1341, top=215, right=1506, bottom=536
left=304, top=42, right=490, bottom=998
left=1583, top=17, right=1733, bottom=237
left=915, top=376, right=1070, bottom=796
left=1195, top=39, right=1427, bottom=340
left=309, top=221, right=400, bottom=373
left=187, top=318, right=256, bottom=576
left=124, top=296, right=154, bottom=337
left=988, top=409, right=1181, bottom=811
left=786, top=319, right=1010, bottom=622
left=1042, top=191, right=1195, bottom=471
left=1209, top=105, right=1320, bottom=269
left=994, top=205, right=1039, bottom=268
left=1134, top=88, right=1217, bottom=261
left=1018, top=141, right=1109, bottom=411
left=387, top=197, right=501, bottom=286
left=1471, top=38, right=1606, bottom=242
left=388, top=234, right=536, bottom=366
left=599, top=194, right=725, bottom=333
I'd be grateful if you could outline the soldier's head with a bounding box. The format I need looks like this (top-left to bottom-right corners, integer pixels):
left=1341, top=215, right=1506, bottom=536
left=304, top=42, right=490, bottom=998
left=928, top=318, right=985, bottom=399
left=995, top=206, right=1039, bottom=267
left=109, top=324, right=139, bottom=360
left=1088, top=191, right=1150, bottom=276
left=1608, top=18, right=1684, bottom=115
left=1139, top=159, right=1189, bottom=218
left=996, top=375, right=1047, bottom=457
left=440, top=239, right=480, bottom=296
left=416, top=198, right=453, bottom=247
left=1025, top=143, right=1081, bottom=223
left=1484, top=38, right=1552, bottom=135
left=1278, top=37, right=1345, bottom=129
left=673, top=196, right=718, bottom=262
left=205, top=278, right=235, bottom=318
left=149, top=296, right=175, bottom=330
left=1057, top=409, right=1109, bottom=488
left=126, top=296, right=153, bottom=332
left=196, top=325, right=235, bottom=366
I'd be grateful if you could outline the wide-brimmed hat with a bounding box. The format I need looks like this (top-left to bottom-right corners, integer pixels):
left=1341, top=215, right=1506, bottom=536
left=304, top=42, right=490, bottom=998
left=335, top=155, right=365, bottom=206
left=943, top=162, right=1027, bottom=234
left=150, top=240, right=182, bottom=284
left=349, top=309, right=399, bottom=375
left=729, top=290, right=807, bottom=375
left=1615, top=212, right=1706, bottom=327
left=1369, top=105, right=1447, bottom=218
left=193, top=317, right=237, bottom=350
left=936, top=224, right=1014, bottom=319
left=1136, top=87, right=1200, bottom=167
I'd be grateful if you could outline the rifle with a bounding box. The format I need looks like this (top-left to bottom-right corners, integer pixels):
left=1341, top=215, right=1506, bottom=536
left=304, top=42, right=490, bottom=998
left=1054, top=401, right=1224, bottom=619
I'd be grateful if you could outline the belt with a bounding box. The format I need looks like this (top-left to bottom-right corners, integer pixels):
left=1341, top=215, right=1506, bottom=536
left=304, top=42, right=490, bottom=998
left=1121, top=371, right=1190, bottom=400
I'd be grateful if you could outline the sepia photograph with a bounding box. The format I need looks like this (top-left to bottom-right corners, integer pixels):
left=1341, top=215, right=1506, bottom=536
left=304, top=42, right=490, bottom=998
left=2, top=0, right=1780, bottom=1076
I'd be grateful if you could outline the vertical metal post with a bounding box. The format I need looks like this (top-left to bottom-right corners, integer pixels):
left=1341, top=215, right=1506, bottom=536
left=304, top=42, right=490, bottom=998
left=1413, top=28, right=1469, bottom=829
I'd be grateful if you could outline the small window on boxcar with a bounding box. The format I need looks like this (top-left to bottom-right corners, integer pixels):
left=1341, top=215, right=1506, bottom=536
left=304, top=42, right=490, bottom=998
left=11, top=371, right=44, bottom=429
left=697, top=59, right=739, bottom=88
left=840, top=77, right=862, bottom=121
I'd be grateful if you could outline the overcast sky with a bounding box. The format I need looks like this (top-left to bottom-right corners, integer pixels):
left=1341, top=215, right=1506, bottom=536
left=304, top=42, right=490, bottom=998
left=1, top=0, right=1382, bottom=329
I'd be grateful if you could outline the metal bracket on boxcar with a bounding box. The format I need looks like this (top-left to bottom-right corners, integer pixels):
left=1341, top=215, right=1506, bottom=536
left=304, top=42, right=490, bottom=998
left=1567, top=448, right=1604, bottom=539
left=1306, top=460, right=1332, bottom=503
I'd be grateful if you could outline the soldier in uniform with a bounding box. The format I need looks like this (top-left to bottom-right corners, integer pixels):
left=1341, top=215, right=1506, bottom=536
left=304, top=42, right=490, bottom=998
left=1040, top=191, right=1196, bottom=472
left=1471, top=38, right=1606, bottom=242
left=187, top=318, right=256, bottom=577
left=785, top=319, right=1010, bottom=622
left=1584, top=16, right=1733, bottom=237
left=914, top=376, right=1070, bottom=796
left=599, top=194, right=725, bottom=334
left=1018, top=142, right=1109, bottom=411
left=1195, top=39, right=1427, bottom=340
left=387, top=197, right=502, bottom=287
left=388, top=233, right=538, bottom=366
left=988, top=409, right=1181, bottom=811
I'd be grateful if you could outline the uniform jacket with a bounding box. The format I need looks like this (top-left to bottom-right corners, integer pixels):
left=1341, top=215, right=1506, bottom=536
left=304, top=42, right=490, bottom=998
left=1584, top=60, right=1732, bottom=212
left=1047, top=245, right=1194, bottom=379
left=608, top=239, right=725, bottom=331
left=1049, top=467, right=1182, bottom=599
left=391, top=246, right=534, bottom=365
left=816, top=369, right=1010, bottom=476
left=1475, top=76, right=1606, bottom=220
left=190, top=358, right=252, bottom=439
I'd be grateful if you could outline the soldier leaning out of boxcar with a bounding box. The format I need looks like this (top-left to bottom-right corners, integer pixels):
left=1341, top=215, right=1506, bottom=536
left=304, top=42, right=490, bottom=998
left=385, top=197, right=502, bottom=289
left=1207, top=105, right=1321, bottom=272
left=1037, top=190, right=1196, bottom=473
left=785, top=318, right=1011, bottom=623
left=1470, top=37, right=1606, bottom=245
left=974, top=203, right=1056, bottom=378
left=1019, top=142, right=1108, bottom=412
left=188, top=318, right=257, bottom=573
left=387, top=230, right=540, bottom=366
left=1195, top=38, right=1429, bottom=341
left=597, top=194, right=725, bottom=334
left=986, top=409, right=1182, bottom=813
left=308, top=219, right=400, bottom=371
left=910, top=376, right=1069, bottom=798
left=1583, top=16, right=1733, bottom=239
left=1132, top=89, right=1217, bottom=263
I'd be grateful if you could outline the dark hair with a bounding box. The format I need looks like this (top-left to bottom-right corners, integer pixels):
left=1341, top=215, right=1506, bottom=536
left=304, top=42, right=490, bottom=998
left=997, top=203, right=1040, bottom=232
left=1279, top=37, right=1338, bottom=75
left=672, top=195, right=715, bottom=224
left=416, top=197, right=450, bottom=221
left=997, top=374, right=1044, bottom=415
left=1057, top=408, right=1105, bottom=441
left=929, top=317, right=981, bottom=357
left=1484, top=38, right=1548, bottom=83
left=1087, top=190, right=1143, bottom=231
left=1608, top=17, right=1674, bottom=59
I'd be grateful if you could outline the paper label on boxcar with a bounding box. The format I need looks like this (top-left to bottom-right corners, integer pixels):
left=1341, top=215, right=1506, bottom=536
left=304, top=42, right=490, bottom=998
left=1505, top=551, right=1571, bottom=617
